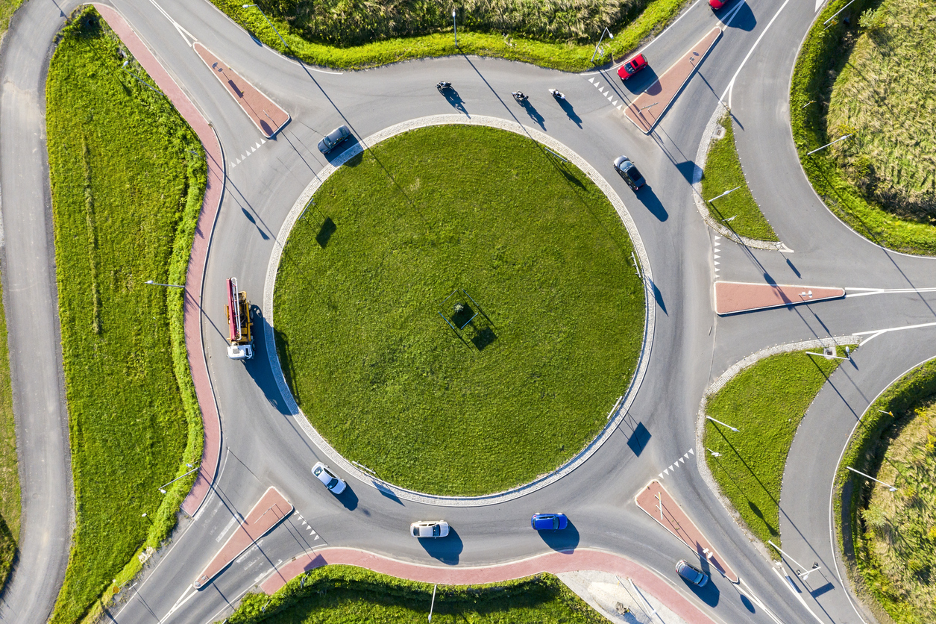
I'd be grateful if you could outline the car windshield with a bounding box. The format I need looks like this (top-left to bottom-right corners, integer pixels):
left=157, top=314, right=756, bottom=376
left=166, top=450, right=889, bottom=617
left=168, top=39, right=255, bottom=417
left=327, top=477, right=338, bottom=489
left=625, top=62, right=635, bottom=73
left=552, top=517, right=560, bottom=529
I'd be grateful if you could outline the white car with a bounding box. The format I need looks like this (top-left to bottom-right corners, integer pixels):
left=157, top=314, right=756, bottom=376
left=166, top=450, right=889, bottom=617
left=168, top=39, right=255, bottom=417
left=312, top=461, right=347, bottom=495
left=410, top=520, right=449, bottom=538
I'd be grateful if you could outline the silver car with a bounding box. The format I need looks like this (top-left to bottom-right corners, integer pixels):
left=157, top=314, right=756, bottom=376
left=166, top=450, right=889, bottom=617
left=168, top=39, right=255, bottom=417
left=312, top=461, right=347, bottom=495
left=318, top=125, right=351, bottom=154
left=410, top=520, right=449, bottom=538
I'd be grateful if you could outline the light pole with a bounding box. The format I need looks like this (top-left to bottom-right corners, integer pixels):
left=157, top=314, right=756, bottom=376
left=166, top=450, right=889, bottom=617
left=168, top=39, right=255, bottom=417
left=591, top=27, right=614, bottom=63
left=847, top=466, right=897, bottom=492
left=706, top=415, right=739, bottom=432
left=158, top=464, right=199, bottom=493
left=706, top=448, right=721, bottom=457
left=242, top=4, right=289, bottom=51
left=707, top=185, right=740, bottom=209
left=144, top=280, right=184, bottom=289
left=428, top=583, right=437, bottom=622
left=452, top=10, right=457, bottom=47
left=806, top=134, right=852, bottom=156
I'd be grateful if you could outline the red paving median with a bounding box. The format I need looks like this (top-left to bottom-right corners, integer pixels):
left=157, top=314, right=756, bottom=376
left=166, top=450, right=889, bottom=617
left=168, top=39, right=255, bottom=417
left=715, top=281, right=845, bottom=315
left=194, top=487, right=293, bottom=589
left=260, top=547, right=717, bottom=624
left=195, top=43, right=289, bottom=138
left=624, top=27, right=721, bottom=133
left=636, top=481, right=738, bottom=583
left=93, top=4, right=224, bottom=518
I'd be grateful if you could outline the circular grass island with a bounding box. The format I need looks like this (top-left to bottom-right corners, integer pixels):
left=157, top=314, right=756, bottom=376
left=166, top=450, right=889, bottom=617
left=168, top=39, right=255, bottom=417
left=274, top=125, right=645, bottom=496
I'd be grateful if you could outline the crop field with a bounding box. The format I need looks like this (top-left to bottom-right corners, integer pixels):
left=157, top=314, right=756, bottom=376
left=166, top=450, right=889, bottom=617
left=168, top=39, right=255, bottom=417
left=704, top=350, right=846, bottom=549
left=211, top=0, right=691, bottom=71
left=46, top=9, right=204, bottom=623
left=227, top=567, right=604, bottom=624
left=275, top=125, right=645, bottom=496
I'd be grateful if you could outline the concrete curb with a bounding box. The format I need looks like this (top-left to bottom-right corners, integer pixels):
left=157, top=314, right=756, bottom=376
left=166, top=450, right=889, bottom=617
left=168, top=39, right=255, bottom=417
left=693, top=335, right=861, bottom=562
left=691, top=103, right=788, bottom=251
left=263, top=114, right=655, bottom=507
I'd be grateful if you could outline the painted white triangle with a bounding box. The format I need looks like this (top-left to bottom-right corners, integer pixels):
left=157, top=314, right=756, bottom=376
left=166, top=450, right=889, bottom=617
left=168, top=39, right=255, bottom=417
left=599, top=87, right=605, bottom=94
left=684, top=452, right=690, bottom=459
left=663, top=468, right=670, bottom=475
left=612, top=100, right=618, bottom=106
left=607, top=94, right=614, bottom=101
left=714, top=254, right=720, bottom=259
left=229, top=161, right=235, bottom=168
left=617, top=105, right=623, bottom=110
left=669, top=464, right=675, bottom=471
left=595, top=82, right=601, bottom=88
left=659, top=473, right=664, bottom=479
left=688, top=448, right=694, bottom=454
left=235, top=157, right=242, bottom=164
left=588, top=77, right=595, bottom=83
left=250, top=146, right=256, bottom=153
left=255, top=142, right=261, bottom=149
left=261, top=138, right=266, bottom=144
left=679, top=457, right=686, bottom=464
left=301, top=521, right=307, bottom=526
left=714, top=236, right=721, bottom=241
left=714, top=261, right=720, bottom=266
left=314, top=535, right=320, bottom=540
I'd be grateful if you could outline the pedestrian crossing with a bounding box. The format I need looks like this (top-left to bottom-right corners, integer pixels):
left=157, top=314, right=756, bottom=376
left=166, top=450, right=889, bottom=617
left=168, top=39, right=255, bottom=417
left=659, top=448, right=694, bottom=480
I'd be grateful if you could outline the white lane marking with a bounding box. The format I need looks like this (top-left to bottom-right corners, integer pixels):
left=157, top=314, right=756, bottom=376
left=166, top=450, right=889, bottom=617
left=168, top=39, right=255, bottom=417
left=147, top=0, right=197, bottom=47
left=854, top=321, right=936, bottom=344
left=719, top=0, right=793, bottom=108
left=159, top=586, right=198, bottom=623
left=215, top=515, right=240, bottom=542
left=845, top=287, right=936, bottom=297
left=816, top=0, right=826, bottom=13
left=770, top=566, right=824, bottom=624
left=737, top=578, right=784, bottom=624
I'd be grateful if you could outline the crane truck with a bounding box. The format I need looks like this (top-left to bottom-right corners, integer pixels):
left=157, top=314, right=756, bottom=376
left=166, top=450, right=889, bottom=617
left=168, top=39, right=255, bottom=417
left=225, top=277, right=253, bottom=360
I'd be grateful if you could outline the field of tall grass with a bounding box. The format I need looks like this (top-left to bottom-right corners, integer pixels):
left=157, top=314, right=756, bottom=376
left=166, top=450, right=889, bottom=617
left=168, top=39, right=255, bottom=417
left=46, top=8, right=204, bottom=623
left=211, top=0, right=691, bottom=71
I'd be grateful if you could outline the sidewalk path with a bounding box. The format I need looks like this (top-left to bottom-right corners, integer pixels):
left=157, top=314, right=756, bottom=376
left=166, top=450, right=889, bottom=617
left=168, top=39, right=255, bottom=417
left=624, top=27, right=721, bottom=134
left=715, top=281, right=844, bottom=315
left=259, top=547, right=717, bottom=624
left=636, top=481, right=738, bottom=583
left=193, top=487, right=293, bottom=589
left=94, top=4, right=224, bottom=517
left=194, top=43, right=290, bottom=138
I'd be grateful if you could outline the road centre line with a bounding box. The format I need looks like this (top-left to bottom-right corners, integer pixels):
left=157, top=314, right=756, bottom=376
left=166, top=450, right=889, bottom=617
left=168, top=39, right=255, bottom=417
left=159, top=585, right=199, bottom=624
left=147, top=0, right=197, bottom=47
left=854, top=321, right=936, bottom=344
left=719, top=0, right=792, bottom=109
left=845, top=287, right=936, bottom=297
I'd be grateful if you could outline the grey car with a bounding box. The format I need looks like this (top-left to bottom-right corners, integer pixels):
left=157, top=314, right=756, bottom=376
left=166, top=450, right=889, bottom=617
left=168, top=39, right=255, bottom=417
left=318, top=125, right=351, bottom=154
left=613, top=155, right=646, bottom=190
left=675, top=560, right=709, bottom=587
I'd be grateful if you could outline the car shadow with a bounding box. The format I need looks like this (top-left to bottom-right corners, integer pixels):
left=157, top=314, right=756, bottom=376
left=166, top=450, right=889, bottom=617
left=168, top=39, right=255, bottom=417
left=336, top=485, right=358, bottom=511
left=621, top=68, right=660, bottom=95
left=635, top=186, right=668, bottom=221
left=417, top=527, right=464, bottom=565
left=680, top=569, right=720, bottom=607
left=556, top=99, right=582, bottom=127
left=722, top=2, right=756, bottom=31
left=537, top=519, right=580, bottom=552
left=321, top=135, right=361, bottom=164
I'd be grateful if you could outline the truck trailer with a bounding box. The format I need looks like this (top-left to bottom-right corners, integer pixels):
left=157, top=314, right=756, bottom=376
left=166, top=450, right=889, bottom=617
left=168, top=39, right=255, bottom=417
left=225, top=277, right=253, bottom=360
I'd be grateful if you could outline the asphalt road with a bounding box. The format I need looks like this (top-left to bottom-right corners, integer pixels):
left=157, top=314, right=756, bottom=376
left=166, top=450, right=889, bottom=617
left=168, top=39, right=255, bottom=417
left=1, top=0, right=934, bottom=623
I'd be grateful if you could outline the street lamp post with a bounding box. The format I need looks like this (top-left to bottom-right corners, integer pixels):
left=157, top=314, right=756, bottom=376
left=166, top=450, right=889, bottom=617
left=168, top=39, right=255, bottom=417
left=706, top=448, right=721, bottom=457
left=707, top=185, right=740, bottom=208
left=706, top=415, right=739, bottom=432
left=242, top=4, right=289, bottom=51
left=144, top=280, right=184, bottom=289
left=806, top=134, right=852, bottom=156
left=428, top=583, right=437, bottom=622
left=846, top=465, right=897, bottom=492
left=158, top=464, right=200, bottom=494
left=591, top=27, right=614, bottom=63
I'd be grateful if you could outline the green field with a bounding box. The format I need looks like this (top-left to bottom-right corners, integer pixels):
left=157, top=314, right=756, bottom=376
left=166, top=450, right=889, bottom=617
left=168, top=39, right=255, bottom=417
left=275, top=125, right=645, bottom=496
left=704, top=349, right=847, bottom=549
left=836, top=357, right=936, bottom=624
left=701, top=112, right=778, bottom=242
left=226, top=566, right=604, bottom=624
left=46, top=9, right=204, bottom=623
left=211, top=0, right=691, bottom=71
left=0, top=0, right=27, bottom=595
left=790, top=0, right=936, bottom=255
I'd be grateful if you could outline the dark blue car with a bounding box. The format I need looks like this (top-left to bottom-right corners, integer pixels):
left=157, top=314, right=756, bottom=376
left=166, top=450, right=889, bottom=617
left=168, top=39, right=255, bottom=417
left=531, top=513, right=568, bottom=530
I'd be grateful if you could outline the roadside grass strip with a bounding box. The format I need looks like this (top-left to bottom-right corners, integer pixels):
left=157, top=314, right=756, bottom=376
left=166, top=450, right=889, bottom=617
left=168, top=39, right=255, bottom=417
left=703, top=350, right=847, bottom=550
left=0, top=0, right=24, bottom=37
left=227, top=566, right=605, bottom=624
left=274, top=125, right=644, bottom=497
left=791, top=0, right=936, bottom=255
left=0, top=269, right=19, bottom=593
left=836, top=357, right=936, bottom=624
left=701, top=112, right=778, bottom=242
left=210, top=0, right=692, bottom=72
left=46, top=9, right=205, bottom=623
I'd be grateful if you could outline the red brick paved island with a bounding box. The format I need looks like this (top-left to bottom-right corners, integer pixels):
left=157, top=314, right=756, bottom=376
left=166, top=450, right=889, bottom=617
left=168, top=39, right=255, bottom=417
left=715, top=281, right=845, bottom=315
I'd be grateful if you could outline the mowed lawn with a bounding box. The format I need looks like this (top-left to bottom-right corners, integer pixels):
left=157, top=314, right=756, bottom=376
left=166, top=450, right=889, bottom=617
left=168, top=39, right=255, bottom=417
left=47, top=9, right=204, bottom=623
left=704, top=350, right=846, bottom=548
left=228, top=567, right=605, bottom=624
left=275, top=126, right=645, bottom=496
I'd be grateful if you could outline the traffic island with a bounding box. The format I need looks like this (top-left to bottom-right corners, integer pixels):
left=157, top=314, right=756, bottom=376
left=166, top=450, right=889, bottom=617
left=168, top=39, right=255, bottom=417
left=714, top=281, right=845, bottom=315
left=624, top=27, right=721, bottom=134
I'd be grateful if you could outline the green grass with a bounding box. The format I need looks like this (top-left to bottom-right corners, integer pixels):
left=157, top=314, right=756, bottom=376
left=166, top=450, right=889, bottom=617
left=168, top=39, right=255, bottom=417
left=275, top=125, right=645, bottom=496
left=790, top=0, right=936, bottom=255
left=0, top=0, right=27, bottom=595
left=701, top=112, right=778, bottom=242
left=46, top=8, right=205, bottom=623
left=226, top=566, right=605, bottom=624
left=835, top=357, right=936, bottom=624
left=704, top=349, right=849, bottom=549
left=210, top=0, right=692, bottom=72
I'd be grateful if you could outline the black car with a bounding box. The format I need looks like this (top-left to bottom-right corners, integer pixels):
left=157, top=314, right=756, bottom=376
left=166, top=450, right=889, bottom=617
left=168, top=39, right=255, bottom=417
left=613, top=155, right=646, bottom=190
left=318, top=125, right=351, bottom=154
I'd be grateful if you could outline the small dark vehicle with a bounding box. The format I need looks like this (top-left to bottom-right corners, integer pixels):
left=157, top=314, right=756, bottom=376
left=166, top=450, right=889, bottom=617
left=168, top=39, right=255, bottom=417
left=436, top=80, right=452, bottom=92
left=613, top=155, right=646, bottom=190
left=512, top=91, right=529, bottom=102
left=318, top=125, right=351, bottom=154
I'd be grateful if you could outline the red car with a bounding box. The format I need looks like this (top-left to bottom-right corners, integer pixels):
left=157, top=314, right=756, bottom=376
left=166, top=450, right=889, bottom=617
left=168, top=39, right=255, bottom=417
left=617, top=54, right=648, bottom=80
left=709, top=0, right=728, bottom=9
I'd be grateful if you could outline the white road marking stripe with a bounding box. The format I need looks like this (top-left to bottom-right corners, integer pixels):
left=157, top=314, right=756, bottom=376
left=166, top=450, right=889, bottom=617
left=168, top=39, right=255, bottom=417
left=720, top=0, right=793, bottom=108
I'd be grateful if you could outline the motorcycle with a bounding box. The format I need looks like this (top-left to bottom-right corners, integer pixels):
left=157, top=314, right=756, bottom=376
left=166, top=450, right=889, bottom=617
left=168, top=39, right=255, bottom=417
left=436, top=81, right=452, bottom=92
left=548, top=89, right=566, bottom=100
left=512, top=91, right=529, bottom=102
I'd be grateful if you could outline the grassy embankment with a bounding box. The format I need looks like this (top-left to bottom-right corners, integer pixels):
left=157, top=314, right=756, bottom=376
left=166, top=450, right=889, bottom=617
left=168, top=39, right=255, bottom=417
left=210, top=0, right=691, bottom=72
left=46, top=8, right=204, bottom=623
left=791, top=0, right=936, bottom=254
left=701, top=112, right=778, bottom=242
left=704, top=349, right=848, bottom=550
left=225, top=566, right=605, bottom=624
left=0, top=0, right=27, bottom=595
left=275, top=125, right=645, bottom=496
left=836, top=357, right=936, bottom=624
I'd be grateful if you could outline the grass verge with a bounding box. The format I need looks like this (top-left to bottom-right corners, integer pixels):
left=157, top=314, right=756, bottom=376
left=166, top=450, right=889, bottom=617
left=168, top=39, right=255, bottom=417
left=226, top=566, right=605, bottom=624
left=0, top=0, right=27, bottom=595
left=210, top=0, right=691, bottom=72
left=46, top=8, right=204, bottom=623
left=704, top=348, right=850, bottom=550
left=275, top=125, right=645, bottom=496
left=790, top=0, right=936, bottom=255
left=834, top=357, right=936, bottom=624
left=701, top=112, right=778, bottom=242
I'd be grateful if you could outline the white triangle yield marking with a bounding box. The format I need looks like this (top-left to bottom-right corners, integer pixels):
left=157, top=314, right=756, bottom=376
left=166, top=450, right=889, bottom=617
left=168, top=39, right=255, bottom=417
left=607, top=94, right=614, bottom=101
left=659, top=473, right=665, bottom=479
left=663, top=468, right=670, bottom=475
left=261, top=138, right=266, bottom=144
left=612, top=100, right=618, bottom=106
left=235, top=157, right=242, bottom=164
left=249, top=147, right=256, bottom=154
left=314, top=535, right=320, bottom=540
left=588, top=77, right=595, bottom=83
left=714, top=261, right=720, bottom=266
left=301, top=521, right=307, bottom=526
left=255, top=142, right=261, bottom=149
left=688, top=448, right=694, bottom=454
left=714, top=236, right=721, bottom=241
left=684, top=452, right=690, bottom=459
left=617, top=105, right=623, bottom=110
left=669, top=464, right=676, bottom=471
left=679, top=457, right=686, bottom=464
left=714, top=254, right=720, bottom=259
left=595, top=82, right=602, bottom=88
left=599, top=88, right=605, bottom=94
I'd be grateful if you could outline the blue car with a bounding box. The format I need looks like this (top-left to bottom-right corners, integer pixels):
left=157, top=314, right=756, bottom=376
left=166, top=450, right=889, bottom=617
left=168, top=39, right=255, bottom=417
left=531, top=513, right=568, bottom=530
